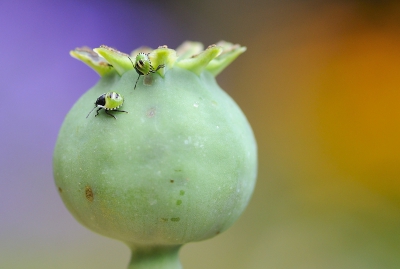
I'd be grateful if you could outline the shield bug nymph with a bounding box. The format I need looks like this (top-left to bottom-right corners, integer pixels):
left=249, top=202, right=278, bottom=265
left=128, top=52, right=165, bottom=90
left=86, top=92, right=128, bottom=119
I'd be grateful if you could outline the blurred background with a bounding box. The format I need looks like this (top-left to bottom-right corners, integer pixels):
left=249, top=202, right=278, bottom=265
left=1, top=0, right=400, bottom=268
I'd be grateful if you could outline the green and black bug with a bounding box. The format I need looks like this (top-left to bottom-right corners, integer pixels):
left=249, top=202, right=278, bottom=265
left=128, top=52, right=165, bottom=89
left=86, top=92, right=128, bottom=119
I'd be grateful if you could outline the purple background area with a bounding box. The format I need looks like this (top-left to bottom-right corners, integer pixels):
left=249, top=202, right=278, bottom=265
left=0, top=1, right=186, bottom=267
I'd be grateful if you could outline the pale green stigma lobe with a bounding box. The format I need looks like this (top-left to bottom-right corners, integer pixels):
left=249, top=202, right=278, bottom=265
left=71, top=41, right=246, bottom=77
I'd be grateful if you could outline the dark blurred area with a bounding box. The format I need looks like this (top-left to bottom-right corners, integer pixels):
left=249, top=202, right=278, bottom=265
left=1, top=0, right=400, bottom=268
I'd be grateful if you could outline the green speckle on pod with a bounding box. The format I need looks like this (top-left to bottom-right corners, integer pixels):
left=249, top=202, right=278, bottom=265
left=54, top=41, right=257, bottom=267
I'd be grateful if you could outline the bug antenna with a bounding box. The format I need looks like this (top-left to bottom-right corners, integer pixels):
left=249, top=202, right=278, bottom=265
left=127, top=56, right=134, bottom=67
left=128, top=55, right=140, bottom=90
left=86, top=106, right=96, bottom=118
left=134, top=75, right=140, bottom=90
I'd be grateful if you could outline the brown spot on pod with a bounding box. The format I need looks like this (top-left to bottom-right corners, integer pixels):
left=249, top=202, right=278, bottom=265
left=146, top=107, right=156, bottom=118
left=85, top=186, right=94, bottom=202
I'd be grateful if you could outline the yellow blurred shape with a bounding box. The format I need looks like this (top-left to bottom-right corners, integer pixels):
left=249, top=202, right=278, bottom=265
left=317, top=29, right=400, bottom=198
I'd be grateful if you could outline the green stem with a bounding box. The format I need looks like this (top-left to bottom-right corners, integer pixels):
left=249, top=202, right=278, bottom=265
left=127, top=245, right=182, bottom=269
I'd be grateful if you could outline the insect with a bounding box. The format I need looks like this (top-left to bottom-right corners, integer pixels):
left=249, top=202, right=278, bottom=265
left=128, top=52, right=165, bottom=89
left=86, top=92, right=128, bottom=119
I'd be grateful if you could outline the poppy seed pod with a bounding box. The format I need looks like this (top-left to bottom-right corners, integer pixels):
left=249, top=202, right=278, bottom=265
left=53, top=41, right=257, bottom=269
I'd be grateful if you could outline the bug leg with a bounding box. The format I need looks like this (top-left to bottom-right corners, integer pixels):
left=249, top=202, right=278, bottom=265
left=114, top=110, right=128, bottom=114
left=105, top=110, right=117, bottom=119
left=149, top=64, right=165, bottom=74
left=95, top=108, right=102, bottom=117
left=155, top=64, right=165, bottom=71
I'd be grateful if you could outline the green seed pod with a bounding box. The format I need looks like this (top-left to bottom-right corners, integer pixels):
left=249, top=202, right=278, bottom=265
left=55, top=41, right=257, bottom=269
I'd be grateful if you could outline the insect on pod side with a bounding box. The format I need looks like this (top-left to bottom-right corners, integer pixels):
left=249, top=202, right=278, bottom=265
left=86, top=92, right=128, bottom=119
left=128, top=52, right=165, bottom=90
